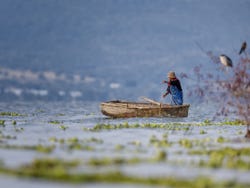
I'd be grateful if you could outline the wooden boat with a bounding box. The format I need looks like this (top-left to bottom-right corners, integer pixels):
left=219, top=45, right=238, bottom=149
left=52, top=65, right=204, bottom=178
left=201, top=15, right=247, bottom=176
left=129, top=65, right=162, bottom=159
left=100, top=98, right=190, bottom=118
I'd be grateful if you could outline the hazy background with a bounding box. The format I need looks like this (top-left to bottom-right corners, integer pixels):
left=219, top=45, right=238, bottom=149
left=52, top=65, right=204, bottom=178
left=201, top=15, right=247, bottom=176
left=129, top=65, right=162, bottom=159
left=0, top=0, right=249, bottom=102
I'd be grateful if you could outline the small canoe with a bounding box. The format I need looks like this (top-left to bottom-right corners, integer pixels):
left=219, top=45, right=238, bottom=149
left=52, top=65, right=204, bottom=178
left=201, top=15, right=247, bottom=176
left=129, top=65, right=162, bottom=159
left=100, top=100, right=190, bottom=118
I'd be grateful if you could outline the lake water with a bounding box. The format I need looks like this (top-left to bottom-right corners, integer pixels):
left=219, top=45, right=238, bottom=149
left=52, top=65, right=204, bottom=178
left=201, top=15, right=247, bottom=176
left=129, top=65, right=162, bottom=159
left=0, top=101, right=249, bottom=187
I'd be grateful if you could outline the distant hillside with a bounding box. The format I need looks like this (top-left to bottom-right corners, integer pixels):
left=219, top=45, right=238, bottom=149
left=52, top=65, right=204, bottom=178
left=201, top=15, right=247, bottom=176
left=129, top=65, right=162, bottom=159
left=0, top=0, right=249, bottom=101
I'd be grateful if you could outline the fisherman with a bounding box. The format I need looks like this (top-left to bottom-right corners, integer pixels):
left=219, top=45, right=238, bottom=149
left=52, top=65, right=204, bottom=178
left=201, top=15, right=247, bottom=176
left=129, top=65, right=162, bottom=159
left=162, top=71, right=183, bottom=105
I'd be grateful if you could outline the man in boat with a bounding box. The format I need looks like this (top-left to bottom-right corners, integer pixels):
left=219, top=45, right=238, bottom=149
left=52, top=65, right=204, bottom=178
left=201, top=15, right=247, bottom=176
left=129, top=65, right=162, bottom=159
left=162, top=71, right=183, bottom=105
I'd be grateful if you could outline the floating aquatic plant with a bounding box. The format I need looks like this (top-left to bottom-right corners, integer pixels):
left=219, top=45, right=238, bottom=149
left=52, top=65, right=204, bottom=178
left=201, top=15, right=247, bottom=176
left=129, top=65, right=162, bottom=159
left=154, top=150, right=167, bottom=161
left=87, top=157, right=140, bottom=166
left=128, top=140, right=141, bottom=146
left=0, top=144, right=55, bottom=153
left=86, top=121, right=245, bottom=132
left=0, top=120, right=5, bottom=126
left=217, top=136, right=226, bottom=143
left=179, top=138, right=193, bottom=148
left=192, top=147, right=250, bottom=170
left=203, top=119, right=212, bottom=124
left=49, top=120, right=62, bottom=124
left=59, top=125, right=68, bottom=131
left=149, top=135, right=171, bottom=148
left=56, top=113, right=65, bottom=116
left=0, top=134, right=16, bottom=140
left=0, top=158, right=249, bottom=187
left=49, top=137, right=103, bottom=145
left=200, top=130, right=207, bottom=134
left=0, top=112, right=23, bottom=116
left=115, top=144, right=125, bottom=151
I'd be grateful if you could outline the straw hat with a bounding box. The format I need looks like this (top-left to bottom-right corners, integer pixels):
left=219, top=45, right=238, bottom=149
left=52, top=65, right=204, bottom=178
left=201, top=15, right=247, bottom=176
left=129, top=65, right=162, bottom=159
left=168, top=71, right=176, bottom=79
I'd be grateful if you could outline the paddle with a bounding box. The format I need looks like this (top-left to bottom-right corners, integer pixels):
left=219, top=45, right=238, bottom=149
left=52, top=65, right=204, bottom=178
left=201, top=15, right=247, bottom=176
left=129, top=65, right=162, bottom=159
left=140, top=96, right=162, bottom=106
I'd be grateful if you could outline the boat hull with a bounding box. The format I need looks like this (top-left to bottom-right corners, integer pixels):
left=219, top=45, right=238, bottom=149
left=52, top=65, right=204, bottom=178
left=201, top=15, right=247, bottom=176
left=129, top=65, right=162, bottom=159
left=100, top=101, right=190, bottom=118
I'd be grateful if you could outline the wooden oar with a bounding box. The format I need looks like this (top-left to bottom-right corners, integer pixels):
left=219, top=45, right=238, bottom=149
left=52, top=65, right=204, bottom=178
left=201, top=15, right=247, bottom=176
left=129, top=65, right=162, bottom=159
left=140, top=96, right=162, bottom=106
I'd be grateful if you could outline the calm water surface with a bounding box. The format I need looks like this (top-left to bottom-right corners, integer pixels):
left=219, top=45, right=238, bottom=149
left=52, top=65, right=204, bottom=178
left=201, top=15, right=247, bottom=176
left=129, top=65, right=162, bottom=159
left=0, top=101, right=249, bottom=187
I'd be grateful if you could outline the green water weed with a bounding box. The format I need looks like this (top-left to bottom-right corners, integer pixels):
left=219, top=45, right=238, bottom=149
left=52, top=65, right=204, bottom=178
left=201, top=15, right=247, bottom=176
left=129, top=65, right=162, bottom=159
left=87, top=157, right=141, bottom=166
left=0, top=134, right=16, bottom=140
left=1, top=158, right=249, bottom=187
left=154, top=150, right=167, bottom=161
left=128, top=140, right=141, bottom=146
left=179, top=138, right=193, bottom=148
left=190, top=147, right=250, bottom=170
left=200, top=129, right=207, bottom=134
left=0, top=144, right=54, bottom=153
left=217, top=136, right=226, bottom=143
left=149, top=135, right=171, bottom=148
left=115, top=144, right=125, bottom=151
left=49, top=120, right=61, bottom=124
left=0, top=112, right=23, bottom=116
left=59, top=125, right=68, bottom=131
left=0, top=120, right=5, bottom=126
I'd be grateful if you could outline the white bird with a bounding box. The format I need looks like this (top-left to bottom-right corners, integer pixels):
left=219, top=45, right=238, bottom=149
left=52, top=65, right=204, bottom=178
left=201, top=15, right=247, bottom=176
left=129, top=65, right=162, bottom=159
left=219, top=54, right=233, bottom=67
